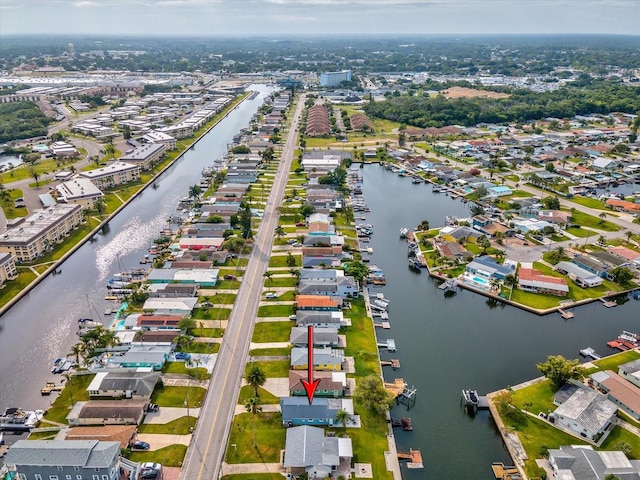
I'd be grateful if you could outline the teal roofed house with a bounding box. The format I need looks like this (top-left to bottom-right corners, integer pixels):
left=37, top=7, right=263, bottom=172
left=105, top=345, right=171, bottom=370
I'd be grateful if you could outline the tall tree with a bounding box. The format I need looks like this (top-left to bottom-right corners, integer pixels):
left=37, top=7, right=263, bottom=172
left=245, top=397, right=262, bottom=447
left=536, top=355, right=583, bottom=390
left=245, top=364, right=267, bottom=397
left=335, top=409, right=352, bottom=429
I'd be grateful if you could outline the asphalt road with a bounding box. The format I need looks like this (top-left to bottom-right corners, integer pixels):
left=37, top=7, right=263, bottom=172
left=180, top=93, right=306, bottom=480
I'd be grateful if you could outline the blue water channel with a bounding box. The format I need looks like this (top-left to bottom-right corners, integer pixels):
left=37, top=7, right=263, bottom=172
left=0, top=85, right=274, bottom=412
left=360, top=164, right=639, bottom=478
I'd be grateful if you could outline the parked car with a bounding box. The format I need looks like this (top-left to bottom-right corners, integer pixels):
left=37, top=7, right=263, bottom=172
left=139, top=463, right=161, bottom=479
left=265, top=292, right=278, bottom=299
left=223, top=274, right=237, bottom=280
left=292, top=242, right=302, bottom=247
left=130, top=440, right=150, bottom=451
left=174, top=352, right=191, bottom=360
left=146, top=403, right=159, bottom=413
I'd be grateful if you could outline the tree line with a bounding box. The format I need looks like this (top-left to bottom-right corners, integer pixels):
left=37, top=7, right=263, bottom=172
left=0, top=101, right=51, bottom=143
left=364, top=78, right=640, bottom=128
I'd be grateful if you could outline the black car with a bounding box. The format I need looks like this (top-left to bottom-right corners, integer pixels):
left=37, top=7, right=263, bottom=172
left=130, top=440, right=150, bottom=451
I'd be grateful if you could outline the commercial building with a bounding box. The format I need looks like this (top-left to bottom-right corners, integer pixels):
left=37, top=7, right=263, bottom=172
left=0, top=204, right=83, bottom=262
left=320, top=70, right=352, bottom=87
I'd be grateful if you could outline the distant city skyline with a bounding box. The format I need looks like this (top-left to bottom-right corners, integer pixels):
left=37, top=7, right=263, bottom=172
left=1, top=0, right=639, bottom=37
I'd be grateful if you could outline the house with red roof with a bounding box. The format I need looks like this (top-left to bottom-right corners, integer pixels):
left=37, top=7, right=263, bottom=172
left=517, top=268, right=569, bottom=297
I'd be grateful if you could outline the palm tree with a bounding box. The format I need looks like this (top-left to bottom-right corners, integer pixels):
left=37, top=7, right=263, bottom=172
left=598, top=235, right=607, bottom=246
left=188, top=184, right=202, bottom=201
left=29, top=168, right=40, bottom=187
left=245, top=364, right=267, bottom=397
left=274, top=225, right=286, bottom=240
left=489, top=277, right=501, bottom=293
left=245, top=397, right=262, bottom=448
left=599, top=212, right=607, bottom=224
left=69, top=343, right=84, bottom=367
left=263, top=271, right=274, bottom=292
left=625, top=230, right=634, bottom=244
left=477, top=235, right=491, bottom=255
left=62, top=372, right=74, bottom=405
left=335, top=409, right=352, bottom=429
left=174, top=334, right=193, bottom=351
left=555, top=246, right=565, bottom=257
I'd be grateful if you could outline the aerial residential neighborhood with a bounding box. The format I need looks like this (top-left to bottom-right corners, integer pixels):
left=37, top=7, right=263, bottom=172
left=0, top=28, right=640, bottom=480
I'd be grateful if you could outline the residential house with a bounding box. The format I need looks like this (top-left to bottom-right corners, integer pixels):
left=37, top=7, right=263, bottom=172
left=64, top=425, right=137, bottom=449
left=295, top=311, right=346, bottom=329
left=289, top=371, right=348, bottom=398
left=141, top=297, right=198, bottom=315
left=296, top=295, right=342, bottom=311
left=606, top=198, right=640, bottom=214
left=465, top=256, right=515, bottom=281
left=178, top=237, right=224, bottom=251
left=283, top=425, right=353, bottom=479
left=291, top=347, right=344, bottom=371
left=67, top=400, right=147, bottom=426
left=548, top=445, right=640, bottom=480
left=298, top=275, right=358, bottom=298
left=147, top=284, right=198, bottom=298
left=439, top=226, right=483, bottom=244
left=550, top=388, right=617, bottom=442
left=290, top=326, right=340, bottom=348
left=589, top=251, right=629, bottom=270
left=281, top=397, right=353, bottom=426
left=608, top=246, right=640, bottom=267
left=555, top=261, right=604, bottom=288
left=123, top=313, right=184, bottom=330
left=619, top=359, right=640, bottom=389
left=436, top=241, right=469, bottom=260
left=537, top=210, right=571, bottom=225
left=590, top=370, right=640, bottom=420
left=146, top=268, right=219, bottom=287
left=517, top=268, right=569, bottom=296
left=86, top=371, right=160, bottom=399
left=4, top=440, right=121, bottom=480
left=571, top=255, right=611, bottom=279
left=105, top=345, right=171, bottom=370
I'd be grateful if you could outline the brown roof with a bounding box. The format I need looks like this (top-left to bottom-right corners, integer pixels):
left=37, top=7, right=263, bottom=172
left=289, top=370, right=343, bottom=392
left=606, top=198, right=640, bottom=212
left=302, top=246, right=342, bottom=256
left=600, top=371, right=640, bottom=414
left=137, top=314, right=185, bottom=327
left=296, top=295, right=339, bottom=308
left=437, top=241, right=468, bottom=258
left=138, top=330, right=180, bottom=342
left=65, top=425, right=137, bottom=448
left=76, top=399, right=147, bottom=419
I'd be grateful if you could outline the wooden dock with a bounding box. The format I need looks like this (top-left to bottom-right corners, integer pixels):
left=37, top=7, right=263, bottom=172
left=40, top=382, right=64, bottom=395
left=381, top=359, right=401, bottom=370
left=397, top=449, right=423, bottom=469
left=384, top=378, right=407, bottom=399
left=491, top=462, right=521, bottom=479
left=378, top=339, right=397, bottom=352
left=600, top=298, right=617, bottom=308
left=374, top=322, right=391, bottom=329
left=558, top=308, right=574, bottom=319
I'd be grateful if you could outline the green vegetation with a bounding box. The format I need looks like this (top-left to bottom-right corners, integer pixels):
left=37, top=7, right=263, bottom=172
left=584, top=350, right=640, bottom=376
left=238, top=386, right=280, bottom=405
left=0, top=101, right=51, bottom=142
left=244, top=360, right=290, bottom=378
left=566, top=209, right=621, bottom=232
left=0, top=269, right=37, bottom=307
left=252, top=321, right=294, bottom=342
left=511, top=380, right=557, bottom=416
left=570, top=196, right=608, bottom=210
left=601, top=428, right=640, bottom=459
left=138, top=416, right=196, bottom=435
left=268, top=254, right=301, bottom=267
left=163, top=362, right=211, bottom=380
left=150, top=386, right=207, bottom=408
left=257, top=304, right=294, bottom=317
left=43, top=374, right=94, bottom=424
left=248, top=347, right=291, bottom=357
left=344, top=298, right=381, bottom=377
left=128, top=445, right=187, bottom=467
left=225, top=412, right=285, bottom=463
left=221, top=475, right=283, bottom=480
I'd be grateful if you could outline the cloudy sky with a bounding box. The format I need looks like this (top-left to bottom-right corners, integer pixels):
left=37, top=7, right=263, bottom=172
left=1, top=0, right=638, bottom=36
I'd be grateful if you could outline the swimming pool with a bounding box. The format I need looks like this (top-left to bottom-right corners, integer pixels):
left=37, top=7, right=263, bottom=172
left=472, top=276, right=489, bottom=285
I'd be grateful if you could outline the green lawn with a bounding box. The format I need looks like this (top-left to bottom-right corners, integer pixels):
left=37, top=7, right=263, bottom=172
left=268, top=254, right=301, bottom=267
left=343, top=298, right=381, bottom=377
left=182, top=342, right=220, bottom=354
left=192, top=307, right=232, bottom=321
left=163, top=362, right=211, bottom=380
left=570, top=196, right=608, bottom=210
left=138, top=416, right=196, bottom=435
left=584, top=350, right=640, bottom=375
left=128, top=445, right=187, bottom=467
left=150, top=386, right=207, bottom=408
left=244, top=360, right=291, bottom=378
left=511, top=380, right=557, bottom=416
left=195, top=327, right=224, bottom=338
left=249, top=347, right=291, bottom=357
left=221, top=475, right=283, bottom=480
left=0, top=269, right=38, bottom=307
left=510, top=288, right=564, bottom=309
left=565, top=209, right=621, bottom=232
left=252, top=321, right=294, bottom=342
left=264, top=276, right=298, bottom=287
left=257, top=304, right=295, bottom=317
left=565, top=226, right=596, bottom=238
left=600, top=427, right=640, bottom=459
left=43, top=374, right=95, bottom=424
left=238, top=385, right=281, bottom=405
left=225, top=412, right=285, bottom=463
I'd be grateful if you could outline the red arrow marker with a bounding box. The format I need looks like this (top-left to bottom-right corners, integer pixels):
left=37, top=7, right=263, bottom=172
left=301, top=325, right=320, bottom=404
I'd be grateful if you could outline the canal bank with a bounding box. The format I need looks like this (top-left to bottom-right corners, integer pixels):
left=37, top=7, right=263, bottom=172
left=0, top=85, right=275, bottom=412
left=0, top=92, right=251, bottom=318
left=359, top=163, right=639, bottom=478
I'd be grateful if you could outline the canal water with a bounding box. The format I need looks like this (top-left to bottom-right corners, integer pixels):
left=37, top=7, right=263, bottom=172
left=361, top=164, right=639, bottom=478
left=0, top=85, right=273, bottom=412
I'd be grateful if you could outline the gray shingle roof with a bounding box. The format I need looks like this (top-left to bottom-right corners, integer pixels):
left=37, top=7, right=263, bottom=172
left=5, top=440, right=120, bottom=468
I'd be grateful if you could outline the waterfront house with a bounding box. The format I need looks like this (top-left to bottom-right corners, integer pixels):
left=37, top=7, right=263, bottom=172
left=550, top=388, right=617, bottom=442
left=296, top=295, right=342, bottom=311
left=605, top=198, right=640, bottom=213
left=537, top=210, right=571, bottom=225
left=283, top=425, right=353, bottom=479
left=465, top=256, right=515, bottom=281
left=105, top=345, right=171, bottom=370
left=146, top=268, right=219, bottom=287
left=123, top=313, right=184, bottom=330
left=608, top=246, right=640, bottom=266
left=436, top=241, right=469, bottom=260
left=291, top=347, right=344, bottom=371
left=571, top=255, right=610, bottom=279
left=439, top=226, right=483, bottom=244
left=64, top=425, right=137, bottom=449
left=142, top=297, right=198, bottom=315
left=589, top=251, right=630, bottom=270
left=67, top=400, right=147, bottom=426
left=590, top=370, right=640, bottom=421
left=148, top=284, right=198, bottom=298
left=290, top=327, right=340, bottom=348
left=517, top=268, right=569, bottom=297
left=289, top=371, right=348, bottom=398
left=619, top=359, right=640, bottom=389
left=298, top=275, right=358, bottom=299
left=178, top=237, right=225, bottom=251
left=281, top=397, right=353, bottom=426
left=295, top=311, right=347, bottom=329
left=548, top=445, right=640, bottom=479
left=554, top=261, right=603, bottom=288
left=86, top=371, right=160, bottom=399
left=4, top=440, right=121, bottom=480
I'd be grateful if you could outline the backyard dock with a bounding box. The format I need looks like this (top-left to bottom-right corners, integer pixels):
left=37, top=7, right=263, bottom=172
left=491, top=462, right=522, bottom=479
left=397, top=449, right=423, bottom=469
left=381, top=359, right=401, bottom=370
left=40, top=382, right=64, bottom=395
left=600, top=298, right=617, bottom=308
left=579, top=347, right=601, bottom=360
left=558, top=308, right=574, bottom=319
left=439, top=278, right=458, bottom=292
left=374, top=322, right=391, bottom=329
left=378, top=339, right=397, bottom=352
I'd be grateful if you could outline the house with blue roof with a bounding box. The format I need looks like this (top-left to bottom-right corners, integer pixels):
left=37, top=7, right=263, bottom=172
left=465, top=256, right=515, bottom=280
left=281, top=397, right=354, bottom=427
